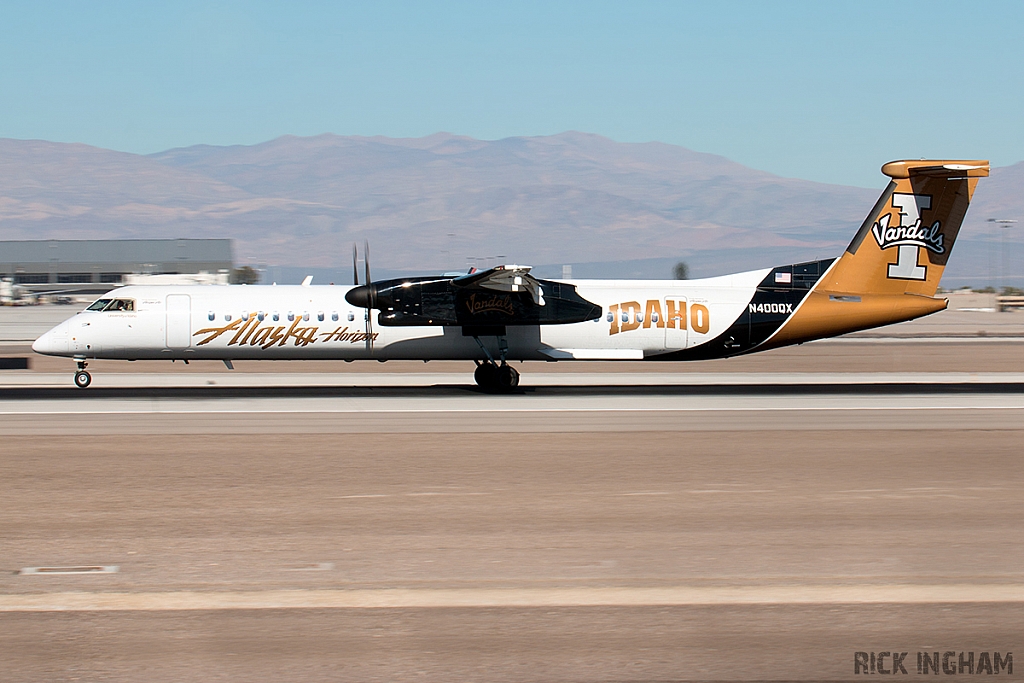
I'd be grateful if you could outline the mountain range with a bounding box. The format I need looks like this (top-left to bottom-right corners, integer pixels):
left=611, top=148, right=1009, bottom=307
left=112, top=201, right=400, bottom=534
left=1, top=132, right=1020, bottom=284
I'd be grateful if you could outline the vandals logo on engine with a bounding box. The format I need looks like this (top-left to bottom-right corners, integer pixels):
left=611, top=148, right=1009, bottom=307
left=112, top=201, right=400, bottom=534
left=465, top=293, right=515, bottom=316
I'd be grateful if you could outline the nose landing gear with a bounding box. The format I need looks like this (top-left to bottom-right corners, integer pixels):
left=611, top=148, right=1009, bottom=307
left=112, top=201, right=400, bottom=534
left=74, top=361, right=92, bottom=388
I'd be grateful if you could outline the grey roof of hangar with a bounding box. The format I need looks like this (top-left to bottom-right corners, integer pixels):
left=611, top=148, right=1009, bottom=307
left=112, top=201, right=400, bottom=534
left=0, top=239, right=233, bottom=269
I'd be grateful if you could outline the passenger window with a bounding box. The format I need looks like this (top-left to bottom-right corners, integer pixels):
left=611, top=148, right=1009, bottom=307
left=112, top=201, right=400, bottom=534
left=208, top=311, right=215, bottom=321
left=272, top=312, right=279, bottom=322
left=317, top=312, right=324, bottom=322
left=257, top=312, right=265, bottom=321
left=637, top=313, right=644, bottom=323
left=225, top=314, right=232, bottom=321
left=621, top=312, right=628, bottom=323
left=331, top=312, right=339, bottom=322
left=303, top=312, right=310, bottom=321
left=242, top=312, right=250, bottom=321
left=652, top=312, right=659, bottom=323
left=347, top=312, right=355, bottom=322
left=287, top=312, right=295, bottom=322
left=87, top=299, right=112, bottom=311
left=606, top=312, right=613, bottom=323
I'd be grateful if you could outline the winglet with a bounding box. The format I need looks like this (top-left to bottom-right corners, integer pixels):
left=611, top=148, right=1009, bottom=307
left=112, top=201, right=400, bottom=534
left=301, top=275, right=313, bottom=287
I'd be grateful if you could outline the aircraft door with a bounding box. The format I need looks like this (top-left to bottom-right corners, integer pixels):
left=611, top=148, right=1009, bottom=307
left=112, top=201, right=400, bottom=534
left=663, top=297, right=688, bottom=350
left=165, top=294, right=192, bottom=349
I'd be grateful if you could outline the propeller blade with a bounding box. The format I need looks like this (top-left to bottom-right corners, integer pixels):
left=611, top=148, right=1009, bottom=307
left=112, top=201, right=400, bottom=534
left=363, top=240, right=373, bottom=349
left=363, top=241, right=371, bottom=298
left=352, top=243, right=359, bottom=285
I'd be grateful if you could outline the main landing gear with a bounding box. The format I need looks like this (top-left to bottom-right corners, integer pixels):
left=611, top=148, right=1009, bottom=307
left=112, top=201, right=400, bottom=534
left=473, top=361, right=520, bottom=391
left=74, top=360, right=91, bottom=389
left=471, top=334, right=520, bottom=391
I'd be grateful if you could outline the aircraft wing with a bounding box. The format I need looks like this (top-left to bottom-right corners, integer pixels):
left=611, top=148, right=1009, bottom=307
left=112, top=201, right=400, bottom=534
left=451, top=265, right=545, bottom=305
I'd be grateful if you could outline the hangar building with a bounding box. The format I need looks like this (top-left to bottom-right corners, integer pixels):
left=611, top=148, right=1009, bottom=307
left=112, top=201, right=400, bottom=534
left=0, top=239, right=233, bottom=295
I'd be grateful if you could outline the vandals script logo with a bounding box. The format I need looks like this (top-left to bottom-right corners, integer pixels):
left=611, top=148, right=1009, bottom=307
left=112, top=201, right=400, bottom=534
left=465, top=293, right=515, bottom=316
left=871, top=193, right=941, bottom=281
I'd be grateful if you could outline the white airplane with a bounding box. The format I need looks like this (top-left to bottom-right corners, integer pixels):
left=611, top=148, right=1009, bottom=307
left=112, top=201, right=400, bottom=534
left=33, top=159, right=989, bottom=390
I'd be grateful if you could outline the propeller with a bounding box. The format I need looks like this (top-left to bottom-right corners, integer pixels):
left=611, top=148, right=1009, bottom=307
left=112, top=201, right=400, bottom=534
left=363, top=240, right=373, bottom=349
left=352, top=243, right=359, bottom=285
left=346, top=242, right=377, bottom=350
left=364, top=240, right=372, bottom=304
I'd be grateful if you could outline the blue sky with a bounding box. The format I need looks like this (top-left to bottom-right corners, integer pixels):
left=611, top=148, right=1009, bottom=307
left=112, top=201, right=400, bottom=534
left=1, top=0, right=1021, bottom=186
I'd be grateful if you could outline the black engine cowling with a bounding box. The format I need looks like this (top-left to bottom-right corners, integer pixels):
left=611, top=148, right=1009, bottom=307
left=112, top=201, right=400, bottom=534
left=346, top=276, right=601, bottom=327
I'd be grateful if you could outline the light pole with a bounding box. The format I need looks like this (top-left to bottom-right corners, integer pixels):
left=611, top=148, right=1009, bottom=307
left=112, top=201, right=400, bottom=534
left=988, top=219, right=1018, bottom=294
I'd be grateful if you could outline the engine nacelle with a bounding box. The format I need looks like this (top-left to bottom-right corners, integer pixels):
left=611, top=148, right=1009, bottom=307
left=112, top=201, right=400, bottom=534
left=347, top=276, right=601, bottom=327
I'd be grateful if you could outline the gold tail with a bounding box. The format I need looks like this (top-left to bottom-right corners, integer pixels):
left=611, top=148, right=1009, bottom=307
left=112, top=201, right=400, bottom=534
left=766, top=159, right=989, bottom=347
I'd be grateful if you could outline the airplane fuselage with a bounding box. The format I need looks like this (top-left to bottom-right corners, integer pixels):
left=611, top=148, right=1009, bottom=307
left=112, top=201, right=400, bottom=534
left=32, top=266, right=809, bottom=363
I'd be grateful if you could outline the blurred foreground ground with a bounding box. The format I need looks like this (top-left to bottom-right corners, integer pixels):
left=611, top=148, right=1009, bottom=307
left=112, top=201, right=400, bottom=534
left=2, top=429, right=1020, bottom=681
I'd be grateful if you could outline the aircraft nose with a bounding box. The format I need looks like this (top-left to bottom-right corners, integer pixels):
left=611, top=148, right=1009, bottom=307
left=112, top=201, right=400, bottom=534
left=32, top=323, right=69, bottom=355
left=31, top=332, right=49, bottom=354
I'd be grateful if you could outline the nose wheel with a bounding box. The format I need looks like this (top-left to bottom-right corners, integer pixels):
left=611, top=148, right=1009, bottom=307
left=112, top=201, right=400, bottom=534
left=74, top=361, right=92, bottom=389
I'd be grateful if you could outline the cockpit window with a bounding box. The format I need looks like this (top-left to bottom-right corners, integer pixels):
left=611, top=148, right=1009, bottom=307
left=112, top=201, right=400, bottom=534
left=106, top=299, right=134, bottom=312
left=87, top=299, right=112, bottom=311
left=87, top=298, right=134, bottom=312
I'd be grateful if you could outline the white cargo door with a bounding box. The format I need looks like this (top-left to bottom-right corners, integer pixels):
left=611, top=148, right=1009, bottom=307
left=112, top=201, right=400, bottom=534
left=165, top=294, right=192, bottom=349
left=663, top=297, right=688, bottom=350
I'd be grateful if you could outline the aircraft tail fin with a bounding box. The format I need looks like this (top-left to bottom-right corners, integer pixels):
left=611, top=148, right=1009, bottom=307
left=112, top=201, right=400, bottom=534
left=763, top=159, right=989, bottom=348
left=823, top=159, right=989, bottom=297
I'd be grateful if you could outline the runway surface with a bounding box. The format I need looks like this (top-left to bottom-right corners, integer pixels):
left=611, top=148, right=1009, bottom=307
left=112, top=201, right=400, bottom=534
left=4, top=372, right=1024, bottom=437
left=2, top=366, right=1022, bottom=681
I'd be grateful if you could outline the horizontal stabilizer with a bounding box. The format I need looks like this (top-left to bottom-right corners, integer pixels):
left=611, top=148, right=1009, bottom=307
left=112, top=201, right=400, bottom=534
left=881, top=160, right=989, bottom=179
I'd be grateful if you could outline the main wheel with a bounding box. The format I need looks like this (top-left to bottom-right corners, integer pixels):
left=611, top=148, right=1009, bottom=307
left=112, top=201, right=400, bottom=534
left=74, top=370, right=92, bottom=388
left=497, top=364, right=520, bottom=389
left=474, top=363, right=498, bottom=388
